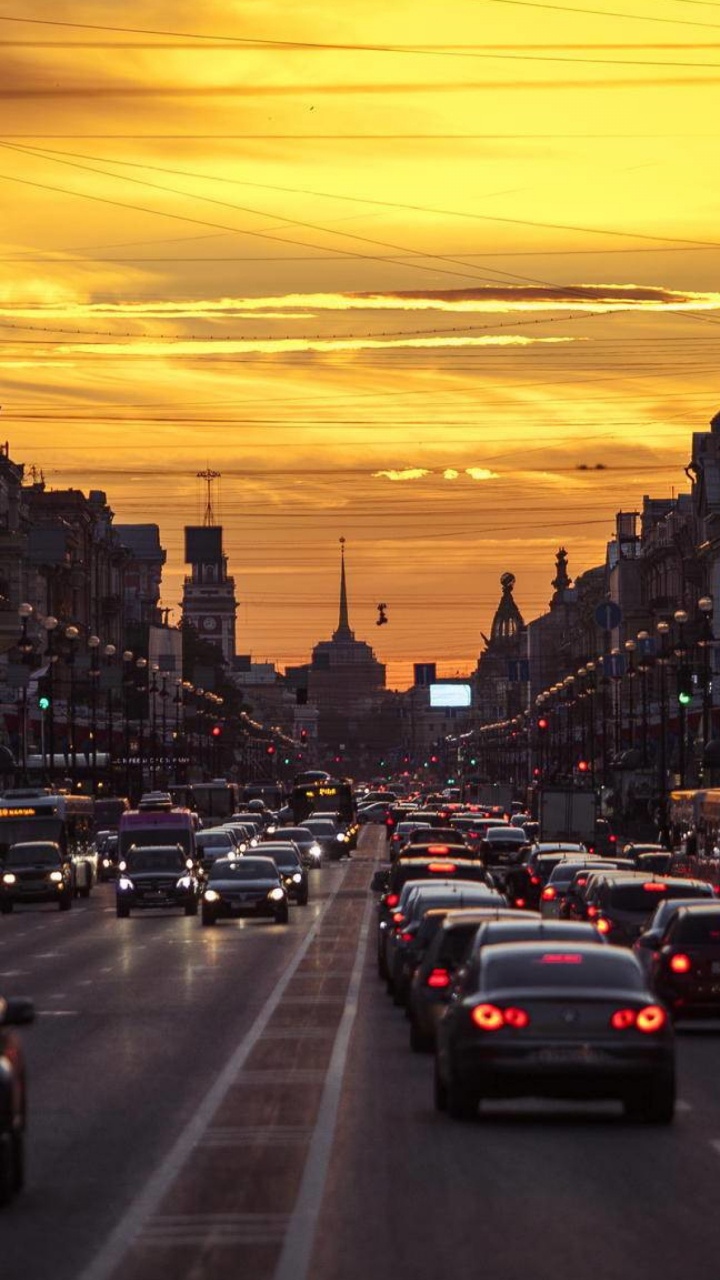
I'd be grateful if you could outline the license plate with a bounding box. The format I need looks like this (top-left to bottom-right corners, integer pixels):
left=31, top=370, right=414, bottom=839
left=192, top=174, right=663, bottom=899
left=536, top=1045, right=595, bottom=1063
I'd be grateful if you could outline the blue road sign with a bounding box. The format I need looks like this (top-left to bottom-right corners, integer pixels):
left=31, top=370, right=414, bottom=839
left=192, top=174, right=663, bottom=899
left=595, top=601, right=622, bottom=630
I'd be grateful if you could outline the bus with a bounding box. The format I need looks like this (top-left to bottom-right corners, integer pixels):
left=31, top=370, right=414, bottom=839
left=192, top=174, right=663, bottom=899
left=118, top=800, right=197, bottom=861
left=241, top=783, right=284, bottom=811
left=291, top=778, right=355, bottom=826
left=94, top=796, right=131, bottom=832
left=191, top=781, right=240, bottom=824
left=0, top=790, right=96, bottom=894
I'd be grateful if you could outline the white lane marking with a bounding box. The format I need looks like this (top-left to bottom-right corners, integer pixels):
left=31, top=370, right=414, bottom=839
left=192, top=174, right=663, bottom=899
left=37, top=1010, right=79, bottom=1017
left=0, top=969, right=30, bottom=977
left=273, top=892, right=373, bottom=1280
left=32, top=952, right=64, bottom=960
left=75, top=860, right=349, bottom=1280
left=711, top=1139, right=720, bottom=1158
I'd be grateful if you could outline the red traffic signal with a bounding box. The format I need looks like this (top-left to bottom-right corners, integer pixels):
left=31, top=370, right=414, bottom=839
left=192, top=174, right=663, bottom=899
left=211, top=724, right=222, bottom=738
left=300, top=729, right=308, bottom=743
left=537, top=717, right=549, bottom=731
left=577, top=759, right=589, bottom=773
left=266, top=744, right=276, bottom=755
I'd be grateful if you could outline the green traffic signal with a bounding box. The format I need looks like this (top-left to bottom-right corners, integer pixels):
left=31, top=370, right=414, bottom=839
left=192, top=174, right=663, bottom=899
left=38, top=695, right=50, bottom=711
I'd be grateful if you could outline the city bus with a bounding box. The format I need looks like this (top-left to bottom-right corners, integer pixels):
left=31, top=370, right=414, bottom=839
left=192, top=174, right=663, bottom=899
left=190, top=780, right=239, bottom=824
left=291, top=778, right=355, bottom=825
left=0, top=791, right=96, bottom=894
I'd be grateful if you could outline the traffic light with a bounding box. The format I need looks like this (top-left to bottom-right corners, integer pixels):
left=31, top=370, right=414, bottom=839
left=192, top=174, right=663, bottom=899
left=577, top=759, right=589, bottom=774
left=266, top=744, right=276, bottom=756
left=37, top=674, right=51, bottom=711
left=537, top=717, right=549, bottom=732
left=677, top=666, right=693, bottom=706
left=300, top=728, right=308, bottom=744
left=38, top=693, right=51, bottom=711
left=210, top=724, right=222, bottom=738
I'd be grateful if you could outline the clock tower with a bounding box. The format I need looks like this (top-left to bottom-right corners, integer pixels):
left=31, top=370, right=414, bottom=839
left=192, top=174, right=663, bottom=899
left=181, top=473, right=238, bottom=664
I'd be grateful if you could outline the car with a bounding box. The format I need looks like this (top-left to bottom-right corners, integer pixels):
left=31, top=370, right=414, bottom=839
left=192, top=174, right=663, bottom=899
left=540, top=860, right=617, bottom=919
left=201, top=856, right=289, bottom=925
left=374, top=856, right=496, bottom=977
left=646, top=903, right=720, bottom=1019
left=389, top=820, right=432, bottom=860
left=505, top=847, right=593, bottom=911
left=115, top=845, right=199, bottom=917
left=195, top=828, right=237, bottom=875
left=0, top=841, right=74, bottom=912
left=408, top=907, right=539, bottom=1051
left=633, top=896, right=719, bottom=973
left=97, top=831, right=120, bottom=881
left=456, top=917, right=607, bottom=999
left=0, top=994, right=34, bottom=1205
left=386, top=882, right=506, bottom=1006
left=589, top=874, right=715, bottom=945
left=398, top=830, right=470, bottom=857
left=434, top=941, right=675, bottom=1123
left=300, top=816, right=350, bottom=861
left=263, top=825, right=323, bottom=868
left=357, top=801, right=392, bottom=824
left=478, top=828, right=530, bottom=876
left=559, top=860, right=636, bottom=920
left=263, top=842, right=309, bottom=904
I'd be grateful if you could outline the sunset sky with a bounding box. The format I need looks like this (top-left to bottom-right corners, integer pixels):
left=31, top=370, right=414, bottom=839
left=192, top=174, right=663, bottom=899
left=3, top=0, right=720, bottom=687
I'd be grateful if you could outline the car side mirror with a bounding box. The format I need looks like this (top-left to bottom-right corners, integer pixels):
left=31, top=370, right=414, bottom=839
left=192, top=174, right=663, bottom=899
left=1, top=996, right=35, bottom=1026
left=371, top=869, right=389, bottom=893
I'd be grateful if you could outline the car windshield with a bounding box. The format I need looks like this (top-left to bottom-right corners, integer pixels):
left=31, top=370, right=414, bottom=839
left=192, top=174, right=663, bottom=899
left=197, top=832, right=233, bottom=849
left=269, top=851, right=301, bottom=869
left=6, top=844, right=61, bottom=867
left=274, top=828, right=311, bottom=842
left=484, top=947, right=643, bottom=991
left=301, top=820, right=336, bottom=834
left=209, top=858, right=278, bottom=881
left=126, top=849, right=185, bottom=873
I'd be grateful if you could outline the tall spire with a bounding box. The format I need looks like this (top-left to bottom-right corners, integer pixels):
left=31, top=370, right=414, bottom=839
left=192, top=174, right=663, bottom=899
left=333, top=537, right=354, bottom=641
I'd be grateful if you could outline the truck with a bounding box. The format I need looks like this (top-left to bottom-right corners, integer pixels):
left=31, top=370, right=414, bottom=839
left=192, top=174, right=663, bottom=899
left=462, top=780, right=513, bottom=812
left=538, top=787, right=598, bottom=847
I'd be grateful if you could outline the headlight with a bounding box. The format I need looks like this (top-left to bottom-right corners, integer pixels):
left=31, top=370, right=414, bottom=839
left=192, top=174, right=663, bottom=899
left=176, top=875, right=193, bottom=889
left=2, top=872, right=16, bottom=885
left=268, top=886, right=285, bottom=901
left=309, top=842, right=321, bottom=856
left=49, top=870, right=63, bottom=883
left=118, top=876, right=134, bottom=891
left=266, top=825, right=276, bottom=835
left=250, top=838, right=259, bottom=848
left=336, top=833, right=347, bottom=842
left=102, top=858, right=112, bottom=867
left=203, top=888, right=220, bottom=902
left=292, top=873, right=302, bottom=883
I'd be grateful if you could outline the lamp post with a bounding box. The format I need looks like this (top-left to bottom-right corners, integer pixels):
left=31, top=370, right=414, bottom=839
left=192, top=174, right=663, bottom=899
left=136, top=657, right=148, bottom=795
left=656, top=620, right=671, bottom=844
left=17, top=603, right=34, bottom=780
left=148, top=663, right=159, bottom=789
left=636, top=631, right=652, bottom=767
left=698, top=595, right=714, bottom=756
left=103, top=643, right=116, bottom=777
left=65, top=624, right=80, bottom=779
left=122, top=650, right=134, bottom=795
left=624, top=639, right=636, bottom=752
left=673, top=609, right=689, bottom=788
left=88, top=634, right=101, bottom=793
left=43, top=615, right=58, bottom=779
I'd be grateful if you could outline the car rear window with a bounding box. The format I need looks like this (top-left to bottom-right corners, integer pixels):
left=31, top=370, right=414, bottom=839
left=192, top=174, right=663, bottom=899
left=438, top=923, right=484, bottom=965
left=484, top=947, right=643, bottom=991
left=608, top=883, right=706, bottom=911
left=675, top=914, right=720, bottom=943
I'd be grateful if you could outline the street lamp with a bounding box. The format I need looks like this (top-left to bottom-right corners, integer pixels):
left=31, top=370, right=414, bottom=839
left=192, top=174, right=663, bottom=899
left=673, top=609, right=689, bottom=787
left=624, top=639, right=636, bottom=752
left=122, top=650, right=134, bottom=795
left=636, top=632, right=652, bottom=767
left=656, top=620, right=671, bottom=844
left=148, top=663, right=159, bottom=788
left=17, top=603, right=34, bottom=779
left=88, top=635, right=101, bottom=791
left=698, top=595, right=714, bottom=755
left=103, top=643, right=116, bottom=775
left=136, top=657, right=148, bottom=795
left=43, top=615, right=58, bottom=778
left=65, top=625, right=80, bottom=778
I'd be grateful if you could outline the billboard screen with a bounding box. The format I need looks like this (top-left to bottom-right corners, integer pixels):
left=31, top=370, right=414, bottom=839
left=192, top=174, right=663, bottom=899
left=429, top=682, right=472, bottom=708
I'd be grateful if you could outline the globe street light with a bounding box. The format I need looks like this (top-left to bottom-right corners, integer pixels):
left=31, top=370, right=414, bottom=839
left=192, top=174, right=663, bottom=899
left=43, top=615, right=58, bottom=778
left=65, top=625, right=80, bottom=778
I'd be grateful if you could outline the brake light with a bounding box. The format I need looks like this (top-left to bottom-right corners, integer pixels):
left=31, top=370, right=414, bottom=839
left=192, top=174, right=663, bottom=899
left=539, top=953, right=583, bottom=964
left=386, top=893, right=399, bottom=908
left=609, top=834, right=617, bottom=844
left=636, top=1005, right=667, bottom=1033
left=515, top=897, right=526, bottom=908
left=529, top=874, right=541, bottom=886
left=428, top=862, right=457, bottom=873
left=587, top=905, right=598, bottom=918
left=471, top=1003, right=530, bottom=1030
left=392, top=911, right=405, bottom=925
left=398, top=931, right=414, bottom=943
left=471, top=1004, right=505, bottom=1031
left=426, top=967, right=451, bottom=989
left=503, top=1007, right=530, bottom=1028
left=643, top=883, right=668, bottom=892
left=670, top=953, right=692, bottom=974
left=541, top=886, right=556, bottom=901
left=427, top=845, right=450, bottom=855
left=576, top=876, right=588, bottom=887
left=595, top=917, right=610, bottom=935
left=610, top=1009, right=636, bottom=1030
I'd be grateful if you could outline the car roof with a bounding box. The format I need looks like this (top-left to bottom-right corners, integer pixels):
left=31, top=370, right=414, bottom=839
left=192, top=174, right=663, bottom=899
left=479, top=939, right=641, bottom=977
left=440, top=908, right=539, bottom=930
left=475, top=919, right=601, bottom=942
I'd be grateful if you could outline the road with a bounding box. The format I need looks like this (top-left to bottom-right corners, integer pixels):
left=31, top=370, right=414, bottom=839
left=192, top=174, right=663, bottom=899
left=3, top=826, right=720, bottom=1280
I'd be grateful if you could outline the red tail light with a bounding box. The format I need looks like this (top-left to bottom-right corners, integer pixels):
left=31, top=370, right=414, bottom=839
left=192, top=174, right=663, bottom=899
left=427, top=845, right=450, bottom=855
left=587, top=905, right=598, bottom=918
left=636, top=1005, right=667, bottom=1033
left=643, top=882, right=668, bottom=892
left=386, top=893, right=399, bottom=908
left=529, top=874, right=541, bottom=886
left=515, top=897, right=526, bottom=908
left=426, top=967, right=451, bottom=989
left=398, top=930, right=414, bottom=943
left=670, top=953, right=692, bottom=974
left=392, top=911, right=405, bottom=925
left=610, top=1008, right=636, bottom=1030
left=609, top=834, right=617, bottom=844
left=471, top=1003, right=505, bottom=1031
left=428, top=862, right=457, bottom=873
left=471, top=1003, right=530, bottom=1030
left=595, top=917, right=610, bottom=935
left=541, top=886, right=556, bottom=902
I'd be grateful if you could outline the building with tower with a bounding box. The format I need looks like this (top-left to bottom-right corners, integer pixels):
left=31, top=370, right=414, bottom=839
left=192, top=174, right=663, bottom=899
left=307, top=539, right=386, bottom=712
left=180, top=472, right=237, bottom=665
left=474, top=572, right=527, bottom=724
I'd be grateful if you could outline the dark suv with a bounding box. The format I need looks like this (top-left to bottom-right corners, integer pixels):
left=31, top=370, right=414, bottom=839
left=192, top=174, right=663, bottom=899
left=116, top=845, right=199, bottom=917
left=591, top=874, right=714, bottom=945
left=0, top=841, right=74, bottom=912
left=0, top=995, right=34, bottom=1204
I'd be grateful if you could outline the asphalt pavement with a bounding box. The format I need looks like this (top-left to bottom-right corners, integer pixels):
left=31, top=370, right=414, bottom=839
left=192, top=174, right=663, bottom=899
left=4, top=827, right=720, bottom=1280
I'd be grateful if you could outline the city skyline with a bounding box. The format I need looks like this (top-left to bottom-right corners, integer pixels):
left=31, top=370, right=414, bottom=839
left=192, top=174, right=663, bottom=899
left=2, top=1, right=718, bottom=686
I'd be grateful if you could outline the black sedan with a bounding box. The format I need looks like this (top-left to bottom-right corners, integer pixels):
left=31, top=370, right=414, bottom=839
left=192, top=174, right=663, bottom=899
left=116, top=845, right=199, bottom=918
left=0, top=994, right=34, bottom=1205
left=263, top=826, right=323, bottom=868
left=0, top=841, right=74, bottom=913
left=201, top=856, right=289, bottom=926
left=262, top=842, right=309, bottom=905
left=647, top=903, right=720, bottom=1019
left=435, top=941, right=675, bottom=1123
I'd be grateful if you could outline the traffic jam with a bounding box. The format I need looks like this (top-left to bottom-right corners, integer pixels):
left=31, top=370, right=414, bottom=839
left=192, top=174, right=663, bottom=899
left=372, top=783, right=720, bottom=1126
